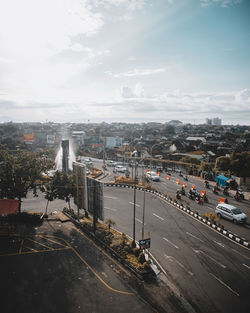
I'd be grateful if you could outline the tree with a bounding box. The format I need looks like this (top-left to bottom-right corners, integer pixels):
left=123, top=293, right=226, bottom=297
left=180, top=156, right=201, bottom=165
left=105, top=218, right=116, bottom=231
left=50, top=171, right=76, bottom=209
left=215, top=152, right=250, bottom=177
left=0, top=149, right=52, bottom=212
left=215, top=156, right=231, bottom=173
left=230, top=151, right=250, bottom=177
left=200, top=162, right=213, bottom=172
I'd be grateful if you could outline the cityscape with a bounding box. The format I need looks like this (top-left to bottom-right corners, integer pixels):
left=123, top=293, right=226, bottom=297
left=0, top=1, right=250, bottom=313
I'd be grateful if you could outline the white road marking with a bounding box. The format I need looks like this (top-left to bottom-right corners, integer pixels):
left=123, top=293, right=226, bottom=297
left=135, top=218, right=143, bottom=224
left=164, top=254, right=194, bottom=276
left=162, top=182, right=167, bottom=185
left=192, top=248, right=226, bottom=269
left=207, top=206, right=214, bottom=211
left=104, top=196, right=118, bottom=200
left=242, top=263, right=250, bottom=269
left=213, top=240, right=225, bottom=248
left=163, top=237, right=179, bottom=249
left=186, top=232, right=204, bottom=242
left=104, top=207, right=117, bottom=212
left=153, top=213, right=164, bottom=221
left=209, top=273, right=240, bottom=297
left=231, top=248, right=250, bottom=260
left=129, top=202, right=141, bottom=207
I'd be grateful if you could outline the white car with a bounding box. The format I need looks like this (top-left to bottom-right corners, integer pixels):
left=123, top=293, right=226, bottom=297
left=114, top=165, right=127, bottom=173
left=215, top=203, right=247, bottom=224
left=146, top=171, right=160, bottom=181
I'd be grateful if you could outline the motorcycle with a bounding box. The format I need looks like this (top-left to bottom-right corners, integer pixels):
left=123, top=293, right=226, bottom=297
left=188, top=191, right=195, bottom=200
left=234, top=193, right=241, bottom=201
left=204, top=181, right=210, bottom=189
left=201, top=194, right=208, bottom=203
left=237, top=189, right=245, bottom=200
left=223, top=188, right=229, bottom=196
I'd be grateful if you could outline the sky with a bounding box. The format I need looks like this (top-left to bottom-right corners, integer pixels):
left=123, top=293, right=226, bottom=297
left=0, top=0, right=249, bottom=125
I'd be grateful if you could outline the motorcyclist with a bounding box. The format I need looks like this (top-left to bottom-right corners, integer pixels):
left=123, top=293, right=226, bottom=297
left=223, top=186, right=229, bottom=196
left=181, top=186, right=185, bottom=194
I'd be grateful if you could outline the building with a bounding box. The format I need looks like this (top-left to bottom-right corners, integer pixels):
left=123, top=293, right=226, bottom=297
left=212, top=117, right=222, bottom=126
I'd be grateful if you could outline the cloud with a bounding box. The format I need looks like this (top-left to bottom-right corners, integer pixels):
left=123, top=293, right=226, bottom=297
left=90, top=0, right=146, bottom=10
left=120, top=83, right=145, bottom=98
left=111, top=67, right=166, bottom=78
left=200, top=0, right=244, bottom=7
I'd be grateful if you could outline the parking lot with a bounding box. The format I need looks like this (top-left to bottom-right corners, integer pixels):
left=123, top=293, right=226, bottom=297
left=0, top=219, right=155, bottom=313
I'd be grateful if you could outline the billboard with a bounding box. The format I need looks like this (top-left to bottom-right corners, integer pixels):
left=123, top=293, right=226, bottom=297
left=73, top=162, right=103, bottom=221
left=87, top=177, right=104, bottom=221
left=47, top=135, right=55, bottom=144
left=23, top=133, right=35, bottom=143
left=73, top=162, right=86, bottom=211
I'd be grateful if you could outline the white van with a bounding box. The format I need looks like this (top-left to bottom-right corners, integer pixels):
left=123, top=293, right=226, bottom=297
left=215, top=203, right=247, bottom=224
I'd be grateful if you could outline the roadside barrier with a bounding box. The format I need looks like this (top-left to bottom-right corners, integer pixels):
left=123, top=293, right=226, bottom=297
left=104, top=183, right=249, bottom=249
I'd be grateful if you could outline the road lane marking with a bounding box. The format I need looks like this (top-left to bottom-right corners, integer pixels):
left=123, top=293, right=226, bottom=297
left=104, top=207, right=117, bottom=212
left=192, top=248, right=226, bottom=269
left=160, top=196, right=250, bottom=251
left=0, top=246, right=70, bottom=257
left=163, top=237, right=179, bottom=249
left=153, top=213, right=164, bottom=221
left=19, top=239, right=24, bottom=254
left=231, top=248, right=250, bottom=260
left=64, top=238, right=134, bottom=296
left=129, top=202, right=140, bottom=207
left=186, top=232, right=204, bottom=243
left=104, top=196, right=118, bottom=200
left=38, top=235, right=67, bottom=247
left=242, top=263, right=250, bottom=269
left=135, top=218, right=143, bottom=224
left=23, top=245, right=38, bottom=252
left=102, top=272, right=108, bottom=278
left=213, top=240, right=225, bottom=248
left=164, top=254, right=194, bottom=276
left=209, top=273, right=240, bottom=297
left=26, top=237, right=53, bottom=250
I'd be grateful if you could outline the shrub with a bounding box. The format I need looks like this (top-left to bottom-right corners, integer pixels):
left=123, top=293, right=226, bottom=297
left=133, top=247, right=140, bottom=257
left=138, top=252, right=146, bottom=264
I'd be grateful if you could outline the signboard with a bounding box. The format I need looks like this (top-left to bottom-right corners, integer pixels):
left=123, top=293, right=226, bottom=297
left=23, top=133, right=35, bottom=143
left=87, top=177, right=104, bottom=221
left=47, top=135, right=55, bottom=144
left=73, top=162, right=104, bottom=221
left=139, top=238, right=151, bottom=249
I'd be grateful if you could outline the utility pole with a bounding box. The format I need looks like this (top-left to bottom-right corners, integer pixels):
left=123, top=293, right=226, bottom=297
left=132, top=163, right=137, bottom=243
left=142, top=188, right=146, bottom=240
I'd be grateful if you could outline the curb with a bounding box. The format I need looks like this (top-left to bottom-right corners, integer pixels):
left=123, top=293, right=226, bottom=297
left=104, top=183, right=250, bottom=249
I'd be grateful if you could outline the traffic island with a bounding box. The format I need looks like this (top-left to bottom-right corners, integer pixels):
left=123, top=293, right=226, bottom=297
left=62, top=207, right=155, bottom=280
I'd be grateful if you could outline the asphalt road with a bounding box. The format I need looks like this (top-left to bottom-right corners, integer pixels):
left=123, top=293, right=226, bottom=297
left=103, top=186, right=250, bottom=313
left=101, top=163, right=250, bottom=240
left=0, top=220, right=155, bottom=313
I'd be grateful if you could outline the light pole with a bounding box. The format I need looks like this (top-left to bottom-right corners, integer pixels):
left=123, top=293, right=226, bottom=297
left=132, top=162, right=137, bottom=243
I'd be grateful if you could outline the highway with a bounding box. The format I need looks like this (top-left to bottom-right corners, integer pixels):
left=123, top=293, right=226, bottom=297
left=103, top=186, right=250, bottom=313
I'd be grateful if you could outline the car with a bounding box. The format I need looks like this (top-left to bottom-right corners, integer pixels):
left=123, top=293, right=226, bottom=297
left=114, top=165, right=127, bottom=173
left=215, top=203, right=247, bottom=224
left=106, top=160, right=115, bottom=167
left=146, top=171, right=160, bottom=181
